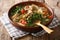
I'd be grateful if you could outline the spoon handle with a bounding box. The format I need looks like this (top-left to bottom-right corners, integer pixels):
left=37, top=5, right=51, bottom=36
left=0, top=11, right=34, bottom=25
left=36, top=23, right=53, bottom=34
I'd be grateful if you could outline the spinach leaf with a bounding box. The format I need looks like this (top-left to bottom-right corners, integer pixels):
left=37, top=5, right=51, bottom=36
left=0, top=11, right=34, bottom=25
left=26, top=13, right=43, bottom=26
left=11, top=5, right=23, bottom=16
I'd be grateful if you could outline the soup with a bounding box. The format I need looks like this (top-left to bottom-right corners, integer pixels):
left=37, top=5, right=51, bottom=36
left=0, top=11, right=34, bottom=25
left=11, top=4, right=53, bottom=27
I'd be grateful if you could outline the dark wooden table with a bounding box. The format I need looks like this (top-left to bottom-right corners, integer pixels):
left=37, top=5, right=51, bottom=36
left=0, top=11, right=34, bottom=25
left=0, top=0, right=60, bottom=40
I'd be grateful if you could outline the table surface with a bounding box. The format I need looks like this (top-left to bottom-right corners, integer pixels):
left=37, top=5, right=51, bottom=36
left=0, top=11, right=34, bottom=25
left=0, top=0, right=60, bottom=40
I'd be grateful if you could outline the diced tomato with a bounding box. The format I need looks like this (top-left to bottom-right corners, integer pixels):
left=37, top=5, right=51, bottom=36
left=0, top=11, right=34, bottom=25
left=19, top=19, right=27, bottom=24
left=21, top=9, right=26, bottom=14
left=48, top=15, right=53, bottom=19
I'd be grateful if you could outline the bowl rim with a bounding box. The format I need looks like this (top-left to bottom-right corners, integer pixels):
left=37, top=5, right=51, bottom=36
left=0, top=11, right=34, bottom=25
left=8, top=1, right=54, bottom=28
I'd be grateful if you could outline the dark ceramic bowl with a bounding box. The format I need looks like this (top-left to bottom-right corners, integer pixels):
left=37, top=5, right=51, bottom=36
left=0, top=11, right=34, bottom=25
left=8, top=1, right=54, bottom=33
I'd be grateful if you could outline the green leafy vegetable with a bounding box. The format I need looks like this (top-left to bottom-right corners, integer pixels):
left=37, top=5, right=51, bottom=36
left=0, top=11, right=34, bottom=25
left=26, top=12, right=43, bottom=26
left=11, top=5, right=23, bottom=16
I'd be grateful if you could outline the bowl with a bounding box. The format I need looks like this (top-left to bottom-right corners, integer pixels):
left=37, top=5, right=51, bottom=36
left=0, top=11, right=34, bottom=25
left=8, top=1, right=54, bottom=33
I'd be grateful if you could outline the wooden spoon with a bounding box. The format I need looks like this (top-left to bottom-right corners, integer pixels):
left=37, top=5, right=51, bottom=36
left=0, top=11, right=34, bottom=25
left=35, top=21, right=53, bottom=34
